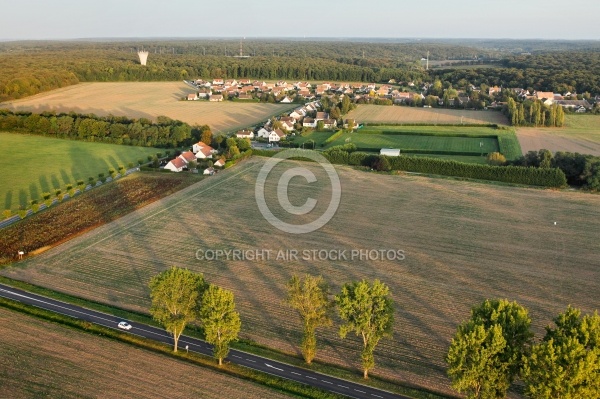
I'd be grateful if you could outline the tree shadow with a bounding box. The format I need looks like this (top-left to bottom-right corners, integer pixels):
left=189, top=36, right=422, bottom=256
left=18, top=188, right=28, bottom=208
left=28, top=183, right=40, bottom=203
left=4, top=191, right=12, bottom=210
left=39, top=175, right=50, bottom=193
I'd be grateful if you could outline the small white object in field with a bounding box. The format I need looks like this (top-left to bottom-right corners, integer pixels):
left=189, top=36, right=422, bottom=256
left=553, top=222, right=557, bottom=225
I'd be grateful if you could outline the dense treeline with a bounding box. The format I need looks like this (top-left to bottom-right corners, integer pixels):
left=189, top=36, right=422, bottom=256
left=258, top=146, right=567, bottom=188
left=510, top=149, right=600, bottom=190
left=1, top=40, right=599, bottom=103
left=430, top=51, right=600, bottom=94
left=0, top=109, right=192, bottom=147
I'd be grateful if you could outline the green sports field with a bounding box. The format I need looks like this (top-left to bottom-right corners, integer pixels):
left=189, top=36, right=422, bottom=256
left=0, top=133, right=160, bottom=211
left=293, top=125, right=521, bottom=162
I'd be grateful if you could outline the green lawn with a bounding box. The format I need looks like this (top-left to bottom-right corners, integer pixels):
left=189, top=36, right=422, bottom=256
left=291, top=125, right=520, bottom=163
left=326, top=131, right=499, bottom=154
left=0, top=133, right=161, bottom=211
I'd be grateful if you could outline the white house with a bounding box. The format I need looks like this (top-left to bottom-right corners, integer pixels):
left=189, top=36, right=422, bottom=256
left=322, top=119, right=337, bottom=129
left=187, top=93, right=199, bottom=101
left=281, top=121, right=295, bottom=132
left=257, top=127, right=271, bottom=138
left=164, top=157, right=187, bottom=172
left=380, top=148, right=401, bottom=157
left=192, top=141, right=215, bottom=155
left=269, top=129, right=286, bottom=142
left=203, top=167, right=216, bottom=175
left=280, top=96, right=293, bottom=103
left=236, top=129, right=255, bottom=139
left=214, top=159, right=225, bottom=168
left=179, top=151, right=197, bottom=164
left=303, top=117, right=316, bottom=128
left=195, top=145, right=214, bottom=160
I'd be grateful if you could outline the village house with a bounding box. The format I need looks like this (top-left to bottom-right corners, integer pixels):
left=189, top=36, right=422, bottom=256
left=256, top=127, right=271, bottom=138
left=164, top=157, right=187, bottom=172
left=268, top=129, right=286, bottom=142
left=236, top=129, right=255, bottom=139
left=212, top=78, right=224, bottom=85
left=303, top=117, right=317, bottom=128
left=179, top=151, right=197, bottom=164
left=214, top=159, right=225, bottom=168
left=187, top=93, right=199, bottom=101
left=209, top=94, right=224, bottom=102
left=193, top=141, right=215, bottom=159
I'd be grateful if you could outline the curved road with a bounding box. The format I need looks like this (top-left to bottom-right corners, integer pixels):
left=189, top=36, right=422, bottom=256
left=0, top=283, right=411, bottom=399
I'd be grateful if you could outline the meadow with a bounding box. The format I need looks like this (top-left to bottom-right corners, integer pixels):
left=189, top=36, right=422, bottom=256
left=0, top=307, right=292, bottom=399
left=344, top=104, right=509, bottom=125
left=4, top=157, right=599, bottom=397
left=517, top=114, right=600, bottom=155
left=0, top=82, right=295, bottom=133
left=0, top=132, right=160, bottom=211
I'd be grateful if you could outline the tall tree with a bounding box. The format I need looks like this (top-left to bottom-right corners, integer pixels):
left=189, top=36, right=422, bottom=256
left=286, top=274, right=333, bottom=364
left=522, top=307, right=600, bottom=399
left=200, top=285, right=242, bottom=365
left=446, top=299, right=533, bottom=399
left=149, top=266, right=207, bottom=352
left=336, top=279, right=394, bottom=379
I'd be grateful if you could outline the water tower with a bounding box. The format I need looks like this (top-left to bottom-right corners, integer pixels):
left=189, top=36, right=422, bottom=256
left=138, top=50, right=149, bottom=66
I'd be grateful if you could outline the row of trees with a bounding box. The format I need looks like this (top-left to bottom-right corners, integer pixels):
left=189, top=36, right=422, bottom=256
left=286, top=275, right=394, bottom=379
left=0, top=110, right=193, bottom=148
left=149, top=267, right=241, bottom=365
left=505, top=98, right=565, bottom=127
left=149, top=268, right=395, bottom=378
left=318, top=144, right=567, bottom=188
left=446, top=299, right=600, bottom=399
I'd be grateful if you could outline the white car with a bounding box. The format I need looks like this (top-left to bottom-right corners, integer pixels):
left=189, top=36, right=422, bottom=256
left=118, top=321, right=132, bottom=330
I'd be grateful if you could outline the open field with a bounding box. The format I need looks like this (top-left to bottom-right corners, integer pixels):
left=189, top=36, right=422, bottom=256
left=4, top=157, right=599, bottom=397
left=517, top=115, right=600, bottom=155
left=0, top=307, right=293, bottom=399
left=0, top=82, right=295, bottom=132
left=0, top=132, right=160, bottom=211
left=345, top=104, right=509, bottom=125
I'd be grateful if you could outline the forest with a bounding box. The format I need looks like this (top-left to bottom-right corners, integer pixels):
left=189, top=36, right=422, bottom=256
left=1, top=39, right=598, bottom=102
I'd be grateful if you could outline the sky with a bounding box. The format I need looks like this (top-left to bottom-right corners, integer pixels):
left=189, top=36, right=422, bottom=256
left=1, top=0, right=599, bottom=41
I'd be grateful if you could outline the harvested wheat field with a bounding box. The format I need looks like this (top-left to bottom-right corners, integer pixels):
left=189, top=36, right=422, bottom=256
left=4, top=158, right=600, bottom=397
left=345, top=104, right=509, bottom=125
left=0, top=82, right=294, bottom=132
left=0, top=307, right=292, bottom=399
left=517, top=115, right=600, bottom=155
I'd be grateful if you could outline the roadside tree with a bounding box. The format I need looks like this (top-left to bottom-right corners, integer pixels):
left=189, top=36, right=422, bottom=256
left=149, top=266, right=207, bottom=352
left=199, top=285, right=242, bottom=365
left=336, top=279, right=394, bottom=379
left=286, top=274, right=333, bottom=364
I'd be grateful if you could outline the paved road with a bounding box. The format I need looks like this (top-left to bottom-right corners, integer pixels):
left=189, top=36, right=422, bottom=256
left=0, top=283, right=411, bottom=399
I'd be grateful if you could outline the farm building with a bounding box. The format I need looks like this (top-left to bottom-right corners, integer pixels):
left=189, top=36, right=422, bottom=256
left=380, top=148, right=401, bottom=157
